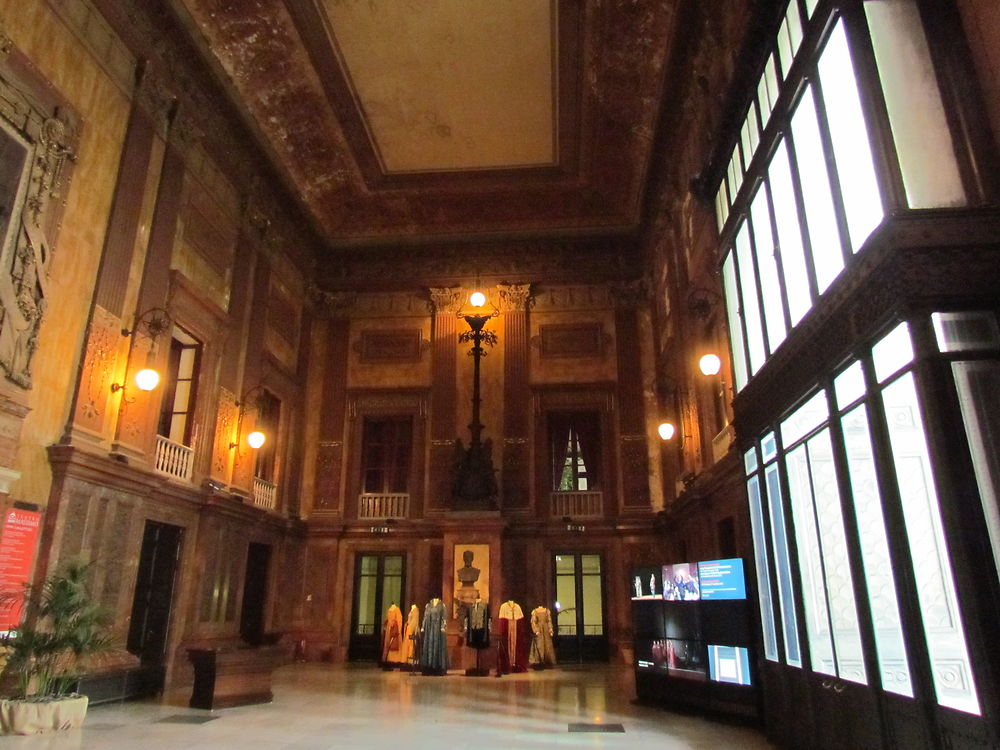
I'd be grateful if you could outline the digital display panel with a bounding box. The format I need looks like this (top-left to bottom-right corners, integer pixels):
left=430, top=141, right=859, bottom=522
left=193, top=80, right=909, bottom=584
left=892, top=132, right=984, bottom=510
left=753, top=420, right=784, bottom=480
left=697, top=558, right=746, bottom=600
left=630, top=566, right=663, bottom=600
left=707, top=644, right=752, bottom=686
left=662, top=562, right=700, bottom=600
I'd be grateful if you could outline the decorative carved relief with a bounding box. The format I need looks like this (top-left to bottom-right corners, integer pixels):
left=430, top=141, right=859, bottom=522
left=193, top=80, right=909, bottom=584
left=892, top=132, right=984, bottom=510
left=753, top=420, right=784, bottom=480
left=0, top=59, right=79, bottom=388
left=428, top=287, right=461, bottom=315
left=212, top=387, right=238, bottom=479
left=308, top=286, right=356, bottom=317
left=497, top=283, right=534, bottom=312
left=535, top=323, right=607, bottom=359
left=349, top=391, right=426, bottom=417
left=0, top=23, right=12, bottom=60
left=610, top=278, right=649, bottom=308
left=355, top=330, right=427, bottom=363
left=133, top=62, right=176, bottom=135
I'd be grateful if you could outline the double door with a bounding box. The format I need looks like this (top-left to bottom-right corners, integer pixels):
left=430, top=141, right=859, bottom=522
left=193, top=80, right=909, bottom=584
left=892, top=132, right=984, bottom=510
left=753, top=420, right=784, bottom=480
left=553, top=553, right=607, bottom=663
left=348, top=553, right=405, bottom=662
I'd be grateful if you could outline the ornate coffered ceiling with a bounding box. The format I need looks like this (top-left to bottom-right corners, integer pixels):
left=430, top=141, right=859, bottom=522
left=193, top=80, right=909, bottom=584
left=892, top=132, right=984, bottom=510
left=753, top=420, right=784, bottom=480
left=166, top=0, right=681, bottom=249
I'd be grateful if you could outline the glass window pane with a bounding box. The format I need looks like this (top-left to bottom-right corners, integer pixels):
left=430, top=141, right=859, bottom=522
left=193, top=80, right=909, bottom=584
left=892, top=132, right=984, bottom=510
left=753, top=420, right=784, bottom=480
left=818, top=20, right=884, bottom=252
left=883, top=373, right=980, bottom=714
left=842, top=405, right=913, bottom=696
left=786, top=0, right=804, bottom=53
left=806, top=430, right=867, bottom=684
left=872, top=322, right=914, bottom=383
left=758, top=77, right=773, bottom=130
left=769, top=140, right=812, bottom=325
left=384, top=555, right=403, bottom=575
left=723, top=253, right=750, bottom=390
left=791, top=86, right=844, bottom=293
left=777, top=19, right=794, bottom=79
left=555, top=575, right=577, bottom=635
left=835, top=361, right=867, bottom=410
left=952, top=361, right=1000, bottom=584
left=731, top=151, right=744, bottom=196
left=736, top=222, right=767, bottom=374
left=746, top=104, right=760, bottom=155
left=382, top=575, right=402, bottom=613
left=762, top=431, right=778, bottom=463
left=749, top=475, right=780, bottom=661
left=741, top=121, right=753, bottom=172
left=932, top=311, right=1000, bottom=353
left=716, top=185, right=729, bottom=231
left=356, top=574, right=376, bottom=633
left=581, top=555, right=601, bottom=574
left=555, top=554, right=575, bottom=574
left=169, top=414, right=188, bottom=444
left=865, top=0, right=966, bottom=209
left=745, top=447, right=759, bottom=474
left=765, top=55, right=780, bottom=113
left=781, top=390, right=829, bottom=447
left=172, top=380, right=191, bottom=412
left=751, top=185, right=787, bottom=352
left=786, top=443, right=836, bottom=676
left=360, top=555, right=377, bottom=574
left=178, top=347, right=197, bottom=378
left=582, top=575, right=604, bottom=635
left=805, top=0, right=818, bottom=17
left=766, top=464, right=802, bottom=667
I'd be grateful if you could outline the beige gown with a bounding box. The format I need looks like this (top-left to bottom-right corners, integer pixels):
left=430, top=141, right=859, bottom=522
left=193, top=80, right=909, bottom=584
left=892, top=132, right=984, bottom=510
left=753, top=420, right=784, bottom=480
left=529, top=606, right=557, bottom=666
left=399, top=604, right=420, bottom=664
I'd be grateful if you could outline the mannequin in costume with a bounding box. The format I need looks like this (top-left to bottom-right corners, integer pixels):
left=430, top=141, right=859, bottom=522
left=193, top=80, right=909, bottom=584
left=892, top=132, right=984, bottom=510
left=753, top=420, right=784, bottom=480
left=381, top=603, right=404, bottom=666
left=400, top=603, right=421, bottom=667
left=528, top=605, right=556, bottom=667
left=463, top=596, right=490, bottom=650
left=496, top=600, right=530, bottom=674
left=420, top=597, right=449, bottom=674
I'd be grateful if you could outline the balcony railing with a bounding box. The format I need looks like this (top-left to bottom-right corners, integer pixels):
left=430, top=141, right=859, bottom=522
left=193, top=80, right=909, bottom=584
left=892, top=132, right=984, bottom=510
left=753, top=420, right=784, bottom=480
left=252, top=477, right=277, bottom=511
left=711, top=423, right=735, bottom=464
left=154, top=435, right=194, bottom=482
left=358, top=493, right=409, bottom=519
left=550, top=490, right=603, bottom=518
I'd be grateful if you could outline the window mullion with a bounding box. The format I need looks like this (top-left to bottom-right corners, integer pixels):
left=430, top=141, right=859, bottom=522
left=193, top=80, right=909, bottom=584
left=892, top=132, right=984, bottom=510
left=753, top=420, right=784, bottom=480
left=781, top=127, right=822, bottom=305
left=808, top=69, right=855, bottom=268
left=762, top=174, right=796, bottom=338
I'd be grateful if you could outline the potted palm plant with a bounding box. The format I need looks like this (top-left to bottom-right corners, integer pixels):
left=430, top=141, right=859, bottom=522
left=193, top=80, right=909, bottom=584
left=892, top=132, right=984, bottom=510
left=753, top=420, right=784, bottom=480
left=0, top=561, right=112, bottom=735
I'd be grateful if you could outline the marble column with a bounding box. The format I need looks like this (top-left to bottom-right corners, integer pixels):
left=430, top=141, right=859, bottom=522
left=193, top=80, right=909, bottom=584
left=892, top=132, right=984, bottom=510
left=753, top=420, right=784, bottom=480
left=427, top=287, right=461, bottom=514
left=498, top=283, right=533, bottom=512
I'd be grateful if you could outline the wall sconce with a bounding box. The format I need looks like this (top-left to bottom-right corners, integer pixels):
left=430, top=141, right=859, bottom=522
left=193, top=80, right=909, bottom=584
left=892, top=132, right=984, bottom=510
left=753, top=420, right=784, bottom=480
left=699, top=353, right=722, bottom=376
left=230, top=384, right=268, bottom=451
left=657, top=422, right=676, bottom=440
left=111, top=307, right=172, bottom=400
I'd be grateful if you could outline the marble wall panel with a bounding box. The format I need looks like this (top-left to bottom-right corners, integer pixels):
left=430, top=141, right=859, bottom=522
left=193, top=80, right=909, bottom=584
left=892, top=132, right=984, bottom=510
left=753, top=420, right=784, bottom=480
left=530, top=310, right=617, bottom=384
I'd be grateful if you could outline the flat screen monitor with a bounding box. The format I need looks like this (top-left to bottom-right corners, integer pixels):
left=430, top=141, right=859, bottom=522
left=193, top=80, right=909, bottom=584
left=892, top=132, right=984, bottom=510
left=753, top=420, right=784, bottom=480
left=652, top=638, right=707, bottom=680
left=698, top=558, right=746, bottom=600
left=630, top=566, right=663, bottom=600
left=662, top=562, right=700, bottom=601
left=707, top=644, right=752, bottom=685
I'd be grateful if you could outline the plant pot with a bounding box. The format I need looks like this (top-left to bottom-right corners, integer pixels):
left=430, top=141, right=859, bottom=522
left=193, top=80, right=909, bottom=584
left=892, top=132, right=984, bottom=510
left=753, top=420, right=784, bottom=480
left=0, top=695, right=89, bottom=735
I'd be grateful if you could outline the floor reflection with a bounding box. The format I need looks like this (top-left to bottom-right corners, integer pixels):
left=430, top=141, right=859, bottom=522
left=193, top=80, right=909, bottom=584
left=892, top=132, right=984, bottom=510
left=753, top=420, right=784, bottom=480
left=2, top=663, right=775, bottom=749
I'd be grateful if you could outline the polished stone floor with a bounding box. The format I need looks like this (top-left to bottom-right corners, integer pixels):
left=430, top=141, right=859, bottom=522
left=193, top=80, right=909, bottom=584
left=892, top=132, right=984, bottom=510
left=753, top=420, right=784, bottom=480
left=1, top=663, right=775, bottom=749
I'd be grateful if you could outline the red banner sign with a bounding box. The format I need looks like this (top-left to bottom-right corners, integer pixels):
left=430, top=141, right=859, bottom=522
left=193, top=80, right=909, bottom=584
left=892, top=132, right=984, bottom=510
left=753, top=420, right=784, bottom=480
left=0, top=508, right=42, bottom=632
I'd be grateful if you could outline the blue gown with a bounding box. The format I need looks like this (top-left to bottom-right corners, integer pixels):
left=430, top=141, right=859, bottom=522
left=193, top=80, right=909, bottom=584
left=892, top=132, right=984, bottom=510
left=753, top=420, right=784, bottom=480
left=420, top=599, right=449, bottom=672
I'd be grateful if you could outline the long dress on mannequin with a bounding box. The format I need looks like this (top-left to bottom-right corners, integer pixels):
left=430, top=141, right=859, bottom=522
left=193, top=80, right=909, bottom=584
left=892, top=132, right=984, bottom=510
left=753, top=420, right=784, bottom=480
left=381, top=604, right=404, bottom=665
left=528, top=606, right=557, bottom=667
left=420, top=598, right=449, bottom=673
left=496, top=600, right=529, bottom=674
left=400, top=604, right=420, bottom=666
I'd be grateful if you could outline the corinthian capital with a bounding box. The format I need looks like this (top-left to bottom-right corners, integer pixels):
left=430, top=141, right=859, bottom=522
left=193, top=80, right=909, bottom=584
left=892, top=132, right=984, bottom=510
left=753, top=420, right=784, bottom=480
left=497, top=283, right=534, bottom=313
left=427, top=287, right=461, bottom=315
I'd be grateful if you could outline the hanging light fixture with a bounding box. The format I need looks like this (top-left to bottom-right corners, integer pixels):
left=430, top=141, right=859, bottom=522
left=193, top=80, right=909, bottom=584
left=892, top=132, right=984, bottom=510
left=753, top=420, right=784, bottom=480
left=699, top=353, right=722, bottom=376
left=657, top=422, right=676, bottom=440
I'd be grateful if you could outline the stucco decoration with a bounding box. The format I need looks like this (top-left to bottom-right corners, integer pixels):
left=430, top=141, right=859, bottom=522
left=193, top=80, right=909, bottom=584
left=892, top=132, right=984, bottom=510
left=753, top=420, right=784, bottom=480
left=0, top=58, right=79, bottom=388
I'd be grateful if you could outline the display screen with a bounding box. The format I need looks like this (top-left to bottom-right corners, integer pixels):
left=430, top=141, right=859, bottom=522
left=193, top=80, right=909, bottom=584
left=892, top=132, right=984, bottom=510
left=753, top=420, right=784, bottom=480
left=630, top=566, right=663, bottom=600
left=707, top=644, right=752, bottom=685
left=662, top=601, right=701, bottom=640
left=655, top=638, right=707, bottom=680
left=697, top=558, right=746, bottom=600
left=662, top=562, right=700, bottom=601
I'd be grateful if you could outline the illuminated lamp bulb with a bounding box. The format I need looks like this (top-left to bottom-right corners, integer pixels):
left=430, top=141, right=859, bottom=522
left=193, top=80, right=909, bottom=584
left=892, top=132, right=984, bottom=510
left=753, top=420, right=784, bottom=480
left=134, top=368, right=161, bottom=391
left=699, top=353, right=722, bottom=376
left=469, top=291, right=487, bottom=308
left=247, top=431, right=266, bottom=450
left=657, top=422, right=676, bottom=440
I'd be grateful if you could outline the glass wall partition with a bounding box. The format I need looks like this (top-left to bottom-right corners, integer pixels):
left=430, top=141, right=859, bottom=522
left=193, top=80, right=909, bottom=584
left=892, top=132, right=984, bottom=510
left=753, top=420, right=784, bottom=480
left=745, top=319, right=998, bottom=715
left=716, top=0, right=974, bottom=392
